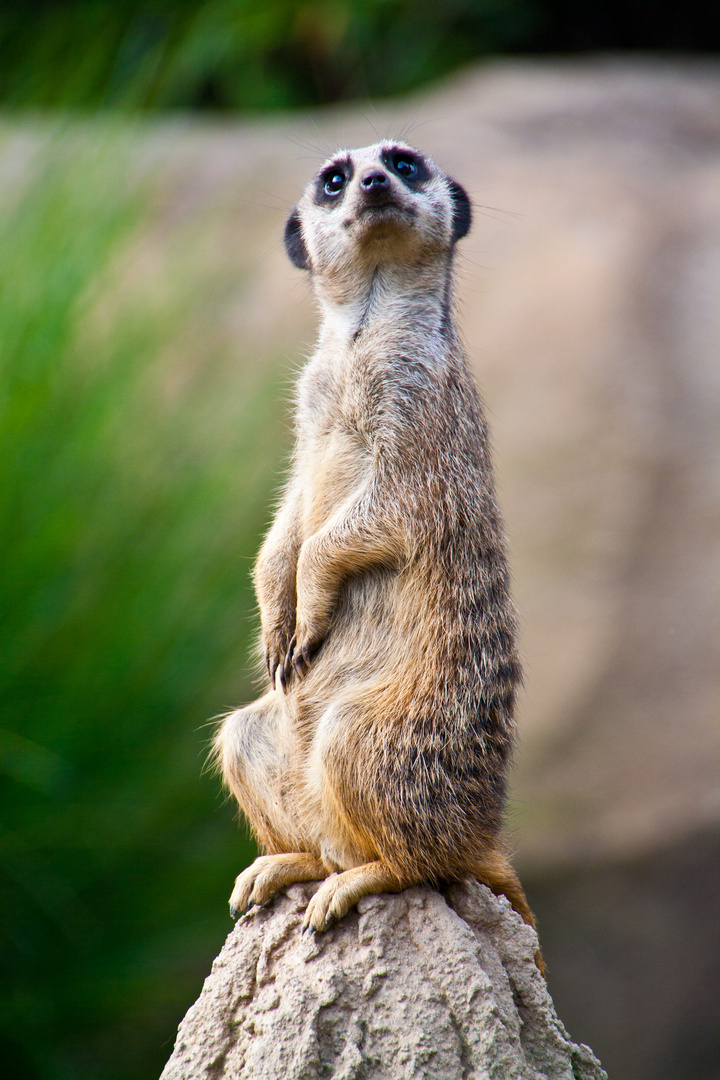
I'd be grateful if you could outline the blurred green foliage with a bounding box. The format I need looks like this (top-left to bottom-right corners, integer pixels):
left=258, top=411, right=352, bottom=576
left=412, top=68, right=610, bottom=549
left=0, top=0, right=542, bottom=112
left=1, top=0, right=717, bottom=116
left=0, top=125, right=288, bottom=1079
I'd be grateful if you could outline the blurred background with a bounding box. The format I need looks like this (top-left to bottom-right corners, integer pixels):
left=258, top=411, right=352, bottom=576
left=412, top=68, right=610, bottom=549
left=0, top=3, right=718, bottom=1079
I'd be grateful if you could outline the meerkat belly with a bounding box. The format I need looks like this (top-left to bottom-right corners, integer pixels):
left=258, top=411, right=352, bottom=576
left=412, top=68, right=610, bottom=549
left=299, top=425, right=371, bottom=537
left=319, top=562, right=438, bottom=689
left=294, top=568, right=443, bottom=869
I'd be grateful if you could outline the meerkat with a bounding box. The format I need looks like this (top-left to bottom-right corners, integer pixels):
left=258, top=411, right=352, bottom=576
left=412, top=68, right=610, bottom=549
left=215, top=140, right=542, bottom=969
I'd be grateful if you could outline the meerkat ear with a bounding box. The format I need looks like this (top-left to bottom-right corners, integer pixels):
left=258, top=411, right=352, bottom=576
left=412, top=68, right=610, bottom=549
left=284, top=207, right=311, bottom=270
left=447, top=179, right=472, bottom=242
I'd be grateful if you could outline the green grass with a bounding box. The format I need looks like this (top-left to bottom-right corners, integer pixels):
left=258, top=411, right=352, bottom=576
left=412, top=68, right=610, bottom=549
left=0, top=121, right=288, bottom=1080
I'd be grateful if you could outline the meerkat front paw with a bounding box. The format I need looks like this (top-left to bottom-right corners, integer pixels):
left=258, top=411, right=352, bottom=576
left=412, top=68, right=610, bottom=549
left=284, top=628, right=323, bottom=680
left=262, top=623, right=295, bottom=687
left=286, top=600, right=330, bottom=679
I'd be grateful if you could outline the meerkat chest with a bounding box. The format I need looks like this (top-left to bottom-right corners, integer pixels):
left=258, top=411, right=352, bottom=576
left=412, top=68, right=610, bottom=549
left=296, top=358, right=373, bottom=537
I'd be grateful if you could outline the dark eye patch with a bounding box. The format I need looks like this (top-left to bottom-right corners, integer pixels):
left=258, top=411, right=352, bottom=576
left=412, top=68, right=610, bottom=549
left=381, top=147, right=430, bottom=186
left=313, top=156, right=353, bottom=205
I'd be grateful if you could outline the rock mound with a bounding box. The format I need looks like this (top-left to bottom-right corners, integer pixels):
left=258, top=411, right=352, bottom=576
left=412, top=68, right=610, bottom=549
left=160, top=880, right=606, bottom=1080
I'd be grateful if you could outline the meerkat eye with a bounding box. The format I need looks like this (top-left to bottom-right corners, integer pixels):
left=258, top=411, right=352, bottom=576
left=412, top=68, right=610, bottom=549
left=324, top=171, right=346, bottom=196
left=393, top=155, right=418, bottom=179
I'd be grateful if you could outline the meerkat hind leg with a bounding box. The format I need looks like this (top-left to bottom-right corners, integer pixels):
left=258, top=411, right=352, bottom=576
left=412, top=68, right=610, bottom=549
left=303, top=860, right=407, bottom=932
left=229, top=852, right=326, bottom=918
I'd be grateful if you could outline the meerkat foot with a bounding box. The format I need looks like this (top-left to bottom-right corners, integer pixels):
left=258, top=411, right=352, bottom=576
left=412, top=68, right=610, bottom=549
left=229, top=853, right=326, bottom=918
left=302, top=861, right=407, bottom=931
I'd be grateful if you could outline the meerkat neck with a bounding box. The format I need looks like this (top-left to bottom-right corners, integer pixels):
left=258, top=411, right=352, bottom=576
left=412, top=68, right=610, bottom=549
left=315, top=256, right=456, bottom=348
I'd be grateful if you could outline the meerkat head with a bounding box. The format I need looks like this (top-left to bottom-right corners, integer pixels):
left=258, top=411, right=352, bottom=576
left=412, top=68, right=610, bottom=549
left=284, top=141, right=471, bottom=278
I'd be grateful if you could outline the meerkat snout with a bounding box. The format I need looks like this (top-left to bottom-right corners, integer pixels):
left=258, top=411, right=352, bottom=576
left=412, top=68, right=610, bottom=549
left=359, top=169, right=391, bottom=197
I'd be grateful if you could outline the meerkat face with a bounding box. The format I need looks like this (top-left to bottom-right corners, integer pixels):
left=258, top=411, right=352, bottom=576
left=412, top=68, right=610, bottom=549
left=285, top=141, right=471, bottom=275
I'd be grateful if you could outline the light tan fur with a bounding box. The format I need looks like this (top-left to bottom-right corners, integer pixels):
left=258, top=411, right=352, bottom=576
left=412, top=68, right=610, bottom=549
left=215, top=141, right=543, bottom=972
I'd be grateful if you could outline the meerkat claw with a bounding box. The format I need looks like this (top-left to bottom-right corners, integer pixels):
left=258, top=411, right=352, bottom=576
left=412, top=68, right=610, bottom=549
left=292, top=650, right=307, bottom=677
left=279, top=636, right=296, bottom=686
left=292, top=640, right=319, bottom=679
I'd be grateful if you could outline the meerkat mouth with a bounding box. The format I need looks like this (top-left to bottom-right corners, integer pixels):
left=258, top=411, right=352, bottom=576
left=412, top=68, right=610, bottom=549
left=356, top=202, right=416, bottom=227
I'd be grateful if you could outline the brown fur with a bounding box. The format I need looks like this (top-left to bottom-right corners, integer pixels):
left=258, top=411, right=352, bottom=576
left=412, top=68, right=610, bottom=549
left=215, top=141, right=543, bottom=973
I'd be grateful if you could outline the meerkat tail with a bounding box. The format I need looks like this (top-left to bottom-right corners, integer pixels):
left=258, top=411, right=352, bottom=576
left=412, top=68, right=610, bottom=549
left=471, top=847, right=546, bottom=975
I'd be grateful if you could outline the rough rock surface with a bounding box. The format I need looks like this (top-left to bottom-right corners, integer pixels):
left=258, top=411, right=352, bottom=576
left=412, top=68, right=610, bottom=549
left=160, top=881, right=606, bottom=1080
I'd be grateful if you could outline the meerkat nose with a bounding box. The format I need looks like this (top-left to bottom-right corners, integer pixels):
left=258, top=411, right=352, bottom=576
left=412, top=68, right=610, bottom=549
left=360, top=169, right=390, bottom=192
